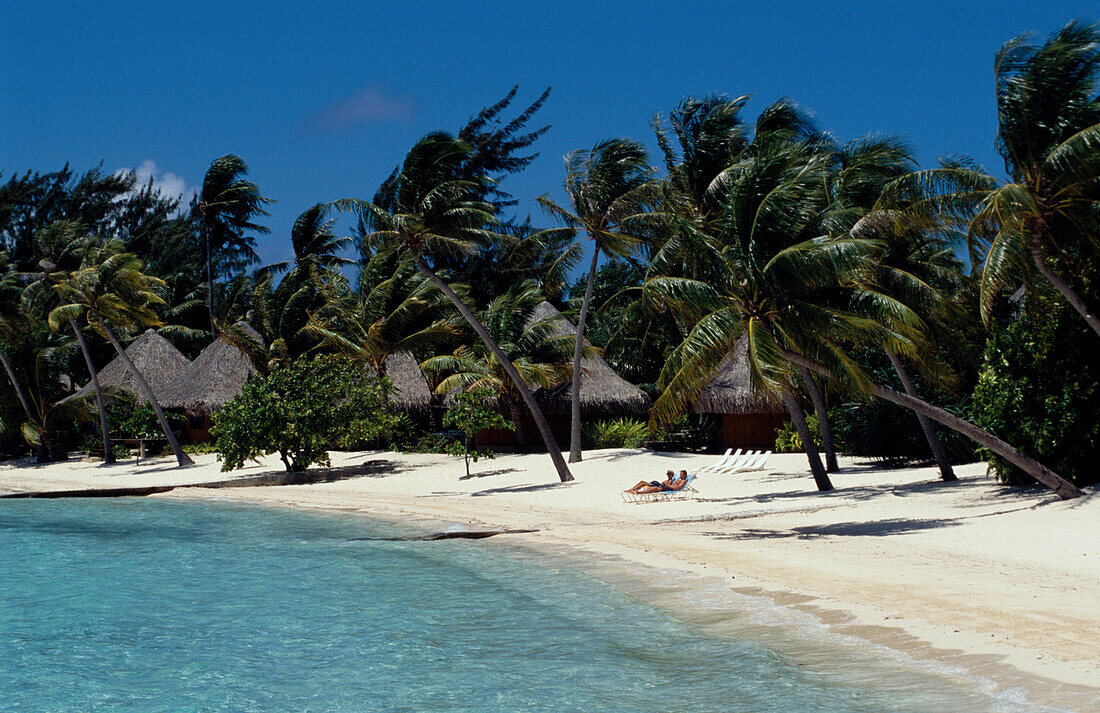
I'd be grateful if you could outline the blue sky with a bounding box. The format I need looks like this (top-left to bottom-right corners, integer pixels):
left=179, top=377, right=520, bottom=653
left=0, top=1, right=1093, bottom=271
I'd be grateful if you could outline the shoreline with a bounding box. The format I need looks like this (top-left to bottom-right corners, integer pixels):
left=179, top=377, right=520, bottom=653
left=3, top=448, right=1098, bottom=711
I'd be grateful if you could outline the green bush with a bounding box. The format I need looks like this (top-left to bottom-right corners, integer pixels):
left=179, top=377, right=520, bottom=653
left=105, top=399, right=160, bottom=439
left=583, top=417, right=647, bottom=449
left=213, top=356, right=401, bottom=473
left=442, top=387, right=514, bottom=476
left=183, top=442, right=220, bottom=455
left=972, top=301, right=1099, bottom=487
left=774, top=412, right=823, bottom=454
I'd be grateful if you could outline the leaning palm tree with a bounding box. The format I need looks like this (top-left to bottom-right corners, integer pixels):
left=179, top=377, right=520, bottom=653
left=305, top=250, right=459, bottom=375
left=423, top=284, right=581, bottom=448
left=646, top=140, right=1082, bottom=499
left=195, top=154, right=271, bottom=335
left=47, top=240, right=193, bottom=466
left=0, top=253, right=36, bottom=428
left=538, top=139, right=653, bottom=462
left=340, top=133, right=576, bottom=482
left=885, top=21, right=1100, bottom=338
left=22, top=222, right=116, bottom=463
left=20, top=344, right=92, bottom=463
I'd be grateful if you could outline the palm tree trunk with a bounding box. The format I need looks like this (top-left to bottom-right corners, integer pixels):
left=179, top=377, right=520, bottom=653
left=0, top=348, right=35, bottom=424
left=415, top=256, right=573, bottom=482
left=1031, top=229, right=1100, bottom=339
left=99, top=322, right=194, bottom=467
left=797, top=365, right=838, bottom=472
left=569, top=248, right=601, bottom=463
left=780, top=387, right=833, bottom=491
left=204, top=223, right=216, bottom=336
left=884, top=349, right=956, bottom=482
left=780, top=348, right=1083, bottom=499
left=70, top=320, right=114, bottom=465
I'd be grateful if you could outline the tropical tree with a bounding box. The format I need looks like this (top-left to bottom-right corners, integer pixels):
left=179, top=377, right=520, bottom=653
left=341, top=133, right=576, bottom=482
left=885, top=21, right=1100, bottom=339
left=646, top=136, right=1083, bottom=499
left=422, top=284, right=580, bottom=449
left=19, top=344, right=92, bottom=463
left=0, top=253, right=35, bottom=428
left=305, top=249, right=459, bottom=374
left=23, top=222, right=116, bottom=463
left=195, top=154, right=271, bottom=334
left=538, top=139, right=653, bottom=462
left=46, top=239, right=193, bottom=466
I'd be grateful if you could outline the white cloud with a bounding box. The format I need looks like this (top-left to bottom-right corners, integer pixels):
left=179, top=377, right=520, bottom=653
left=115, top=160, right=196, bottom=212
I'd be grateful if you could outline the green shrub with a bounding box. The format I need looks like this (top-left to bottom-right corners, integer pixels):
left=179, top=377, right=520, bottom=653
left=774, top=412, right=823, bottom=454
left=213, top=356, right=401, bottom=473
left=971, top=301, right=1099, bottom=487
left=105, top=399, right=160, bottom=439
left=583, top=417, right=647, bottom=449
left=442, top=387, right=514, bottom=476
left=183, top=442, right=220, bottom=455
left=399, top=433, right=458, bottom=454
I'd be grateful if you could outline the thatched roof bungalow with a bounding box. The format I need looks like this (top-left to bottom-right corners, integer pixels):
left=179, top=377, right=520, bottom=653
left=530, top=301, right=649, bottom=416
left=69, top=329, right=191, bottom=404
left=690, top=334, right=785, bottom=449
left=383, top=352, right=432, bottom=415
left=159, top=328, right=260, bottom=441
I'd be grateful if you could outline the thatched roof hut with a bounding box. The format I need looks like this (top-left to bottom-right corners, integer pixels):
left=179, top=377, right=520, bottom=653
left=69, top=329, right=191, bottom=404
left=690, top=335, right=782, bottom=414
left=530, top=301, right=649, bottom=416
left=383, top=352, right=432, bottom=414
left=159, top=327, right=260, bottom=415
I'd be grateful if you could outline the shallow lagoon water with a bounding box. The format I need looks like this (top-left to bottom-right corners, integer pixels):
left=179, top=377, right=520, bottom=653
left=0, top=498, right=1066, bottom=712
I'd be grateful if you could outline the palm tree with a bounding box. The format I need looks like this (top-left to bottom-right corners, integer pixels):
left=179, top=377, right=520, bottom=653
left=886, top=21, right=1100, bottom=338
left=0, top=253, right=36, bottom=427
left=341, top=133, right=576, bottom=482
left=422, top=284, right=580, bottom=448
left=305, top=249, right=459, bottom=375
left=538, top=139, right=653, bottom=462
left=22, top=222, right=116, bottom=463
left=47, top=240, right=193, bottom=466
left=195, top=155, right=271, bottom=335
left=20, top=344, right=92, bottom=463
left=645, top=139, right=1083, bottom=499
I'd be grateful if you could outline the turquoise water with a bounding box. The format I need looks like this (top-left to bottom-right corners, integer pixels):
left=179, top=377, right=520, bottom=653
left=0, top=499, right=1061, bottom=712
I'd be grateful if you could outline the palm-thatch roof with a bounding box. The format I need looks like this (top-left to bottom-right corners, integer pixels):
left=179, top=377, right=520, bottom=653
left=530, top=301, right=650, bottom=415
left=383, top=352, right=432, bottom=414
left=69, top=329, right=191, bottom=404
left=159, top=326, right=261, bottom=415
left=690, top=335, right=782, bottom=414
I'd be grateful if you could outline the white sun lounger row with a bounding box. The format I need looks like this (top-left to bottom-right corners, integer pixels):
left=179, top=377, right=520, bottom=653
left=696, top=448, right=771, bottom=475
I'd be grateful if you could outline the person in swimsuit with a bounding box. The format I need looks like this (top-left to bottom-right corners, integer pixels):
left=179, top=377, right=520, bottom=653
left=625, top=470, right=688, bottom=495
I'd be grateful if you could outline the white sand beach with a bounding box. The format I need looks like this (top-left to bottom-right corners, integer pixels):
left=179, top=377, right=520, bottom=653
left=2, top=449, right=1097, bottom=709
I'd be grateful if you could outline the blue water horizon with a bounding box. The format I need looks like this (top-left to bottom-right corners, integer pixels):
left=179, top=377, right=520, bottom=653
left=0, top=498, right=1066, bottom=712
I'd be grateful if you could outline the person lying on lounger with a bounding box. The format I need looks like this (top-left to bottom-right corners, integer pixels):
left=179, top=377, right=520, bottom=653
left=625, top=470, right=689, bottom=495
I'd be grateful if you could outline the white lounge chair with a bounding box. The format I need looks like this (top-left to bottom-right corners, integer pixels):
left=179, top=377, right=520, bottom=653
left=696, top=448, right=737, bottom=474
left=725, top=450, right=772, bottom=474
left=712, top=450, right=756, bottom=474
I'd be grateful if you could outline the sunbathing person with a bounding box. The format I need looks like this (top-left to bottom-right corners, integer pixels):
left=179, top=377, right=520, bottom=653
left=625, top=470, right=676, bottom=494
left=625, top=470, right=689, bottom=495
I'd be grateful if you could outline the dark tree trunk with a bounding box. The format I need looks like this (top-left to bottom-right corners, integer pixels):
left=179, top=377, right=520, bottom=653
left=780, top=387, right=833, bottom=491
left=70, top=320, right=114, bottom=464
left=99, top=323, right=194, bottom=467
left=0, top=348, right=35, bottom=424
left=797, top=365, right=838, bottom=472
left=569, top=248, right=600, bottom=463
left=415, top=257, right=573, bottom=482
left=507, top=400, right=528, bottom=451
left=884, top=349, right=956, bottom=482
left=204, top=223, right=216, bottom=336
left=1031, top=228, right=1100, bottom=339
left=781, top=349, right=1083, bottom=499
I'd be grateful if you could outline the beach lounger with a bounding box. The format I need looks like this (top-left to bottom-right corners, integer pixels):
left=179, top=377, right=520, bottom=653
left=622, top=474, right=697, bottom=504
left=721, top=450, right=772, bottom=474
left=711, top=450, right=756, bottom=474
left=696, top=448, right=736, bottom=474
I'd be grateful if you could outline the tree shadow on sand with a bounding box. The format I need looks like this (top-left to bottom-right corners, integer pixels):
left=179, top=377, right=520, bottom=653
left=705, top=516, right=963, bottom=540
left=458, top=467, right=520, bottom=481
